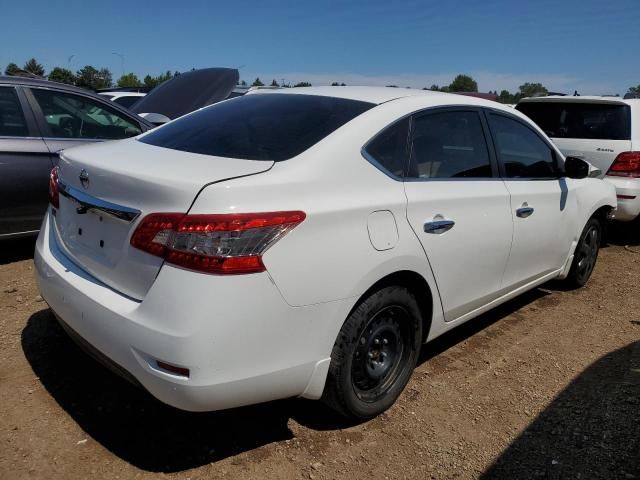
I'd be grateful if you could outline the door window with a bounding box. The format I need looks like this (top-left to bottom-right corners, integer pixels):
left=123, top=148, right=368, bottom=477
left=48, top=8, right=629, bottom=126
left=489, top=114, right=558, bottom=178
left=408, top=110, right=492, bottom=179
left=30, top=89, right=142, bottom=140
left=364, top=117, right=410, bottom=178
left=0, top=87, right=29, bottom=137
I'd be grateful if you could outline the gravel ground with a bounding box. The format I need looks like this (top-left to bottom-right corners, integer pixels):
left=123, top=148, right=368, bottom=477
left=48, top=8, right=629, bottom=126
left=1, top=224, right=639, bottom=480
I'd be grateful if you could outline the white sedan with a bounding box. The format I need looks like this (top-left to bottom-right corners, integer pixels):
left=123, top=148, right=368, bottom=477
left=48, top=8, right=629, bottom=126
left=35, top=87, right=616, bottom=419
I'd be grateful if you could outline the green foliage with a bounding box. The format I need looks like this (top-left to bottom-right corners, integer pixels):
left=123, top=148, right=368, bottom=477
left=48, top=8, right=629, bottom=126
left=518, top=82, right=548, bottom=98
left=270, top=79, right=279, bottom=87
left=48, top=67, right=76, bottom=85
left=75, top=66, right=112, bottom=90
left=448, top=74, right=478, bottom=92
left=4, top=63, right=20, bottom=75
left=497, top=89, right=517, bottom=104
left=143, top=71, right=174, bottom=89
left=117, top=72, right=142, bottom=88
left=627, top=85, right=640, bottom=97
left=23, top=58, right=45, bottom=77
left=428, top=84, right=440, bottom=91
left=293, top=81, right=312, bottom=87
left=331, top=82, right=346, bottom=86
left=251, top=77, right=264, bottom=87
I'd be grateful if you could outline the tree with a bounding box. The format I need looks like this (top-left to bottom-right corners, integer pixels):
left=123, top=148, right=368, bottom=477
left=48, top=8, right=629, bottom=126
left=331, top=82, right=346, bottom=86
left=251, top=77, right=264, bottom=87
left=117, top=72, right=141, bottom=88
left=428, top=84, right=440, bottom=91
left=239, top=80, right=247, bottom=86
left=48, top=67, right=76, bottom=85
left=4, top=63, right=20, bottom=76
left=75, top=66, right=112, bottom=90
left=627, top=84, right=640, bottom=97
left=497, top=89, right=517, bottom=104
left=518, top=82, right=547, bottom=98
left=143, top=71, right=173, bottom=89
left=23, top=58, right=45, bottom=77
left=448, top=74, right=478, bottom=92
left=293, top=81, right=312, bottom=87
left=270, top=79, right=279, bottom=87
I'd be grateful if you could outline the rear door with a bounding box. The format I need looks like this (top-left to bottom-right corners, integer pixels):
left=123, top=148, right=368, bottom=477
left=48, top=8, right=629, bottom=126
left=404, top=108, right=513, bottom=322
left=486, top=111, right=576, bottom=288
left=0, top=85, right=52, bottom=236
left=24, top=87, right=145, bottom=154
left=516, top=100, right=632, bottom=175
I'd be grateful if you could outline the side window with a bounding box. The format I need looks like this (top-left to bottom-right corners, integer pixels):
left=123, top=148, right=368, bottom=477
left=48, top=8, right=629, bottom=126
left=0, top=87, right=29, bottom=137
left=489, top=114, right=557, bottom=178
left=364, top=117, right=410, bottom=178
left=408, top=110, right=492, bottom=179
left=30, top=89, right=142, bottom=140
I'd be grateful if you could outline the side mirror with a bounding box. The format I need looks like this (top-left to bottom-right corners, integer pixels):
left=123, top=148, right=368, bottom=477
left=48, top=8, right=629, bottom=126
left=564, top=156, right=589, bottom=179
left=137, top=112, right=171, bottom=127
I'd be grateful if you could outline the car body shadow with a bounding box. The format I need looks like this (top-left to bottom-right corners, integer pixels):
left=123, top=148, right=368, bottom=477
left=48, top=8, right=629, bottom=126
left=0, top=236, right=36, bottom=265
left=22, top=286, right=553, bottom=473
left=481, top=340, right=640, bottom=479
left=606, top=219, right=640, bottom=247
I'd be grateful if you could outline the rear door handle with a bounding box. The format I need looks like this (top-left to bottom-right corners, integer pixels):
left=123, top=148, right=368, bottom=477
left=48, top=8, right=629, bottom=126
left=424, top=219, right=455, bottom=234
left=516, top=207, right=534, bottom=218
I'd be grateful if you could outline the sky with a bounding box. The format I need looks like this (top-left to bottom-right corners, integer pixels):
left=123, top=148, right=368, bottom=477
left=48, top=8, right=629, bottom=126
left=1, top=0, right=639, bottom=95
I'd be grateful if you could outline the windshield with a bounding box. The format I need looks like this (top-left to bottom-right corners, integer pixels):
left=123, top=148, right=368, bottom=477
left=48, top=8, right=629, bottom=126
left=138, top=94, right=375, bottom=161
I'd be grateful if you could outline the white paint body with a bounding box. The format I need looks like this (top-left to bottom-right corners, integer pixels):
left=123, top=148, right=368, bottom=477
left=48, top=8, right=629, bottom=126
left=35, top=87, right=616, bottom=412
left=518, top=96, right=640, bottom=221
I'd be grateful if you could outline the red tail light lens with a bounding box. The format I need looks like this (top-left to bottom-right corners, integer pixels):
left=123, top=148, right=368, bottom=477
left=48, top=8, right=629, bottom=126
left=130, top=211, right=306, bottom=274
left=606, top=152, right=640, bottom=178
left=48, top=166, right=60, bottom=208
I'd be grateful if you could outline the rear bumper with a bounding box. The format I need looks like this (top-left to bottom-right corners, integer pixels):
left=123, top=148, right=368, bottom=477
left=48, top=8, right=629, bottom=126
left=605, top=176, right=640, bottom=222
left=35, top=210, right=349, bottom=411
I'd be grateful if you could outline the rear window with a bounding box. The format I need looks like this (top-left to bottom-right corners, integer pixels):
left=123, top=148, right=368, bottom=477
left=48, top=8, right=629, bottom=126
left=516, top=102, right=631, bottom=140
left=139, top=94, right=375, bottom=161
left=113, top=95, right=142, bottom=109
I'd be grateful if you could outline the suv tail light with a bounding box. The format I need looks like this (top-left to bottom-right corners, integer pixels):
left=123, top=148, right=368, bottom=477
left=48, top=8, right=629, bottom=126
left=606, top=152, right=640, bottom=178
left=48, top=166, right=60, bottom=208
left=130, top=211, right=306, bottom=274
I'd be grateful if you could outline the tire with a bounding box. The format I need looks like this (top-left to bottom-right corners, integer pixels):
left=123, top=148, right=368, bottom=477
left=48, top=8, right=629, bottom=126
left=564, top=216, right=602, bottom=288
left=322, top=285, right=423, bottom=419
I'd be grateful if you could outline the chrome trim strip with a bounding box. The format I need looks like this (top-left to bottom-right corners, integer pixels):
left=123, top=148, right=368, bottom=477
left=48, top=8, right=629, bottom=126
left=58, top=182, right=141, bottom=222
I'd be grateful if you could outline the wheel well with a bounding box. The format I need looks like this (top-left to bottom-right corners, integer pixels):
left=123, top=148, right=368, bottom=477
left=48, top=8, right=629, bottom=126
left=358, top=271, right=434, bottom=343
left=592, top=205, right=613, bottom=244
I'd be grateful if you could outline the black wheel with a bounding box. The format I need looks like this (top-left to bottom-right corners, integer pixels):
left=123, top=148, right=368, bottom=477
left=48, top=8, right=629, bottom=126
left=564, top=216, right=602, bottom=288
left=322, top=286, right=423, bottom=419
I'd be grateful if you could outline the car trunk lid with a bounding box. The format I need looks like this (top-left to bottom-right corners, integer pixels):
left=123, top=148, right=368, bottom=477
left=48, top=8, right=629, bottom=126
left=54, top=138, right=273, bottom=300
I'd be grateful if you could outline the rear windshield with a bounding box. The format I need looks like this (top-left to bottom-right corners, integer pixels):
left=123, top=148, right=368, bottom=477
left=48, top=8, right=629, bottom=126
left=139, top=94, right=375, bottom=161
left=516, top=102, right=631, bottom=140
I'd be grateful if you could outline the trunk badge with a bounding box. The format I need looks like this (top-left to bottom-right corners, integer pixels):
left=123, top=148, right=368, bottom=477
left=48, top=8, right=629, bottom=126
left=79, top=169, right=90, bottom=189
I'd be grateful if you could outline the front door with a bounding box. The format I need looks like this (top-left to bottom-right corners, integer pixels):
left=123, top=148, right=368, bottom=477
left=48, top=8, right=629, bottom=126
left=404, top=109, right=513, bottom=322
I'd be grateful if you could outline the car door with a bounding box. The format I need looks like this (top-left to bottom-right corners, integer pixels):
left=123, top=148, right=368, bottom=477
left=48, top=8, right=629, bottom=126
left=24, top=87, right=144, bottom=154
left=0, top=85, right=53, bottom=237
left=486, top=111, right=576, bottom=288
left=404, top=108, right=513, bottom=322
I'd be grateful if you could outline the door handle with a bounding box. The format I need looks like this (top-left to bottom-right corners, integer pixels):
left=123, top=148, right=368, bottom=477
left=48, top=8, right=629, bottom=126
left=516, top=206, right=534, bottom=218
left=424, top=219, right=455, bottom=234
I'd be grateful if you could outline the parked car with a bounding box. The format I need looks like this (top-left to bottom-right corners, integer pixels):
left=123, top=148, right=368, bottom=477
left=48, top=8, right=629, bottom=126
left=516, top=96, right=640, bottom=221
left=0, top=76, right=154, bottom=238
left=98, top=91, right=146, bottom=109
left=35, top=87, right=615, bottom=419
left=0, top=68, right=239, bottom=238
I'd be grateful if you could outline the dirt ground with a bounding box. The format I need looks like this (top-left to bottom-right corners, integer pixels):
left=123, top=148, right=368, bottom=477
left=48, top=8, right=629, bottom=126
left=1, top=224, right=639, bottom=480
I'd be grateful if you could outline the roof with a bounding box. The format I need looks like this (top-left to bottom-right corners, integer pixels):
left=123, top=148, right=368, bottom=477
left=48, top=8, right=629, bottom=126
left=518, top=95, right=639, bottom=106
left=251, top=86, right=447, bottom=104
left=0, top=75, right=98, bottom=97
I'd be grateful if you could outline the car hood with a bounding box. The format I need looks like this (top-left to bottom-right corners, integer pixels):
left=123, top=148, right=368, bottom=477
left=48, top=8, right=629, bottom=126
left=131, top=68, right=239, bottom=120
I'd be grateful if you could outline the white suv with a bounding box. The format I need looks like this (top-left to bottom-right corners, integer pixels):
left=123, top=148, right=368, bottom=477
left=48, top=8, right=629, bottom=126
left=35, top=88, right=615, bottom=419
left=517, top=96, right=640, bottom=221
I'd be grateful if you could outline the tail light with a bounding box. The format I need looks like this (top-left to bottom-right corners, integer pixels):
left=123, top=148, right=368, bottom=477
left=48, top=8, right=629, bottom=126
left=48, top=166, right=60, bottom=208
left=130, top=211, right=306, bottom=274
left=606, top=152, right=640, bottom=178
